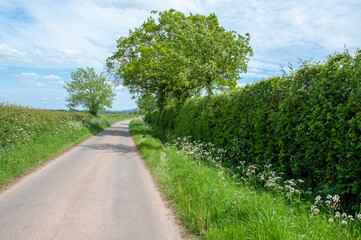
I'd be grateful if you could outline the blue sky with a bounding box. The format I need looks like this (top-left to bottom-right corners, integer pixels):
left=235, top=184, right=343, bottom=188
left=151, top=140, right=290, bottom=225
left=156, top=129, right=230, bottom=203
left=1, top=0, right=360, bottom=110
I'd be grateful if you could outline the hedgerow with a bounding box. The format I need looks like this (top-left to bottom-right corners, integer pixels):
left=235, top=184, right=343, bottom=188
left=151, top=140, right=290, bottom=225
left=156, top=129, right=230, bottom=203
left=147, top=49, right=361, bottom=211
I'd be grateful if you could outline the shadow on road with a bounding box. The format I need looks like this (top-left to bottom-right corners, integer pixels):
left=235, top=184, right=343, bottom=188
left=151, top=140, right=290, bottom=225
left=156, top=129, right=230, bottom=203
left=81, top=143, right=137, bottom=157
left=96, top=126, right=131, bottom=138
left=80, top=123, right=139, bottom=157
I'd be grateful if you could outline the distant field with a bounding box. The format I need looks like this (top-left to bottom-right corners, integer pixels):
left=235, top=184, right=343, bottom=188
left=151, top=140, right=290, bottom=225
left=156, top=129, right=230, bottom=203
left=0, top=103, right=136, bottom=187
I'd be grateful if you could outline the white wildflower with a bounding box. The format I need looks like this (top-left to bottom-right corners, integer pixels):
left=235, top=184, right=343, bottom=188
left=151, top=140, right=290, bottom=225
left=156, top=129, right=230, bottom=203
left=314, top=195, right=322, bottom=204
left=311, top=205, right=320, bottom=214
left=332, top=195, right=340, bottom=203
left=285, top=179, right=296, bottom=186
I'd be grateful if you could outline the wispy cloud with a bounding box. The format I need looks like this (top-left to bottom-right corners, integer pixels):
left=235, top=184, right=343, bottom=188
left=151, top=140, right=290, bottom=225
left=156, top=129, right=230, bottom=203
left=0, top=43, right=29, bottom=62
left=1, top=0, right=360, bottom=72
left=92, top=0, right=203, bottom=12
left=21, top=80, right=46, bottom=87
left=15, top=72, right=63, bottom=87
left=48, top=80, right=66, bottom=85
left=19, top=72, right=61, bottom=80
left=43, top=75, right=61, bottom=80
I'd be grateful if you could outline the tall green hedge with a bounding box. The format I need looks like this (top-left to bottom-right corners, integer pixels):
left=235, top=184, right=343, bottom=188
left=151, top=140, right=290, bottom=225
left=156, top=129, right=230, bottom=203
left=147, top=50, right=361, bottom=209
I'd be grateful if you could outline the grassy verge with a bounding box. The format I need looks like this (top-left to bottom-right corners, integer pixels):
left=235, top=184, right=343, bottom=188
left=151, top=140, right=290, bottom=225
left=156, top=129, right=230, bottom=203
left=129, top=118, right=361, bottom=240
left=0, top=103, right=136, bottom=187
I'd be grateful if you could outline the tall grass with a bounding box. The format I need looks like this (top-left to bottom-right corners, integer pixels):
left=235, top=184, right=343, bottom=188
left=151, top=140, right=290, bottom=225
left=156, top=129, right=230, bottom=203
left=0, top=103, right=135, bottom=187
left=130, top=118, right=361, bottom=239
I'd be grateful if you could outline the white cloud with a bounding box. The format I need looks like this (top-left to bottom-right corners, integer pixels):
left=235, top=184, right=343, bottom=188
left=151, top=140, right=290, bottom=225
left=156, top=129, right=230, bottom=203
left=16, top=72, right=62, bottom=86
left=19, top=72, right=61, bottom=80
left=243, top=71, right=271, bottom=79
left=58, top=49, right=80, bottom=55
left=217, top=0, right=361, bottom=67
left=54, top=80, right=66, bottom=85
left=46, top=80, right=66, bottom=86
left=21, top=80, right=46, bottom=86
left=92, top=0, right=203, bottom=12
left=20, top=72, right=39, bottom=78
left=1, top=0, right=360, bottom=71
left=34, top=81, right=45, bottom=86
left=248, top=60, right=280, bottom=72
left=0, top=43, right=29, bottom=62
left=43, top=74, right=61, bottom=80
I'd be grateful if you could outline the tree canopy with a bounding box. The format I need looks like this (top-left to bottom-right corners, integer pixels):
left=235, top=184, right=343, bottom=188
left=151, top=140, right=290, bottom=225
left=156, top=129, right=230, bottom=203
left=64, top=67, right=116, bottom=116
left=136, top=93, right=157, bottom=117
left=107, top=9, right=253, bottom=108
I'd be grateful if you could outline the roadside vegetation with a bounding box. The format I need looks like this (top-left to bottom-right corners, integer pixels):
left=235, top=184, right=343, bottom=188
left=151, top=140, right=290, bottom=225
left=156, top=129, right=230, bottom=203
left=0, top=103, right=135, bottom=187
left=107, top=8, right=361, bottom=213
left=109, top=9, right=360, bottom=239
left=130, top=118, right=361, bottom=239
left=146, top=50, right=361, bottom=213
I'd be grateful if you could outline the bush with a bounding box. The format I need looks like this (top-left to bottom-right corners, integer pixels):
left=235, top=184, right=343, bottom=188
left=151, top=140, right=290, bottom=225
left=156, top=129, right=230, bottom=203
left=147, top=50, right=361, bottom=211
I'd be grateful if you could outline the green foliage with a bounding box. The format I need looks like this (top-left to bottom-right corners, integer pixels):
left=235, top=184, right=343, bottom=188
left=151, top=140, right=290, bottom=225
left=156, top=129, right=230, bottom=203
left=65, top=67, right=116, bottom=116
left=130, top=118, right=361, bottom=239
left=147, top=50, right=361, bottom=211
left=136, top=94, right=157, bottom=117
left=0, top=103, right=134, bottom=187
left=107, top=9, right=252, bottom=108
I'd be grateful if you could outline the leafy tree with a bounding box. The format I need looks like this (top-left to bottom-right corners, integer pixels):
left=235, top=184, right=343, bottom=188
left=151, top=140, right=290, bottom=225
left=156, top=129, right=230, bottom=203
left=136, top=94, right=157, bottom=117
left=107, top=9, right=252, bottom=107
left=64, top=67, right=116, bottom=116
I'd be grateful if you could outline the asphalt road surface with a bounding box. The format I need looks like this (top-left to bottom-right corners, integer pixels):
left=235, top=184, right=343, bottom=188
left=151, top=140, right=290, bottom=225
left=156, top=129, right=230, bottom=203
left=0, top=120, right=182, bottom=240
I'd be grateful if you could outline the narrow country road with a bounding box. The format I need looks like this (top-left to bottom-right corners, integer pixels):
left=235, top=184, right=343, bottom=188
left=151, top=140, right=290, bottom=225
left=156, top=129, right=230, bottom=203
left=0, top=120, right=182, bottom=240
